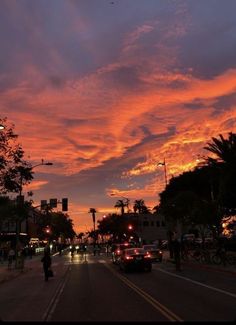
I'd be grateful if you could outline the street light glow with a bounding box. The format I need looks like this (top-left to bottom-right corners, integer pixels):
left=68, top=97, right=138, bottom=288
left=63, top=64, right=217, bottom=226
left=0, top=124, right=5, bottom=130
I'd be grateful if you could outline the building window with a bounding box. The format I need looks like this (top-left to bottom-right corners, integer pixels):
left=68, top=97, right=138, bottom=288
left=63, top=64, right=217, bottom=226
left=156, top=221, right=160, bottom=227
left=143, top=221, right=149, bottom=227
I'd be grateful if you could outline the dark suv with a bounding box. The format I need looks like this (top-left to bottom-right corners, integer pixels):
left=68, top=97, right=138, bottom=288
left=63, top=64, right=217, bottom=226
left=111, top=242, right=135, bottom=264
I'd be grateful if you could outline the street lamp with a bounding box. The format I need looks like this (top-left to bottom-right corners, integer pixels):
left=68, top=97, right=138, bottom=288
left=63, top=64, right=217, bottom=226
left=157, top=157, right=168, bottom=187
left=31, top=159, right=53, bottom=169
left=15, top=159, right=53, bottom=268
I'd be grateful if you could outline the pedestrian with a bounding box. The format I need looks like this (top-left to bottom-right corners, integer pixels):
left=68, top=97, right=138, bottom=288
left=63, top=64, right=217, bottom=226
left=41, top=249, right=52, bottom=281
left=167, top=230, right=175, bottom=259
left=172, top=233, right=182, bottom=271
left=97, top=243, right=101, bottom=256
left=93, top=243, right=97, bottom=256
left=58, top=244, right=62, bottom=256
left=7, top=248, right=15, bottom=269
left=0, top=247, right=4, bottom=264
left=106, top=243, right=110, bottom=256
left=82, top=243, right=87, bottom=261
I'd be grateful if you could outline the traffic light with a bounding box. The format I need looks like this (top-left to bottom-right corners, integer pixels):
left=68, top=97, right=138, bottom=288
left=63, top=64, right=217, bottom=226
left=62, top=198, right=68, bottom=211
left=50, top=198, right=57, bottom=208
left=41, top=200, right=47, bottom=210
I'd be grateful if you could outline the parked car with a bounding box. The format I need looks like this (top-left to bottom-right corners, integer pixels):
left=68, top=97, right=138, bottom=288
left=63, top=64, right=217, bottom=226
left=119, top=248, right=152, bottom=272
left=111, top=242, right=135, bottom=264
left=142, top=244, right=163, bottom=262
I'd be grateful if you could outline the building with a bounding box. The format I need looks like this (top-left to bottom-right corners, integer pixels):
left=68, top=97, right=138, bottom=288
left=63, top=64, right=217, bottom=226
left=127, top=213, right=167, bottom=244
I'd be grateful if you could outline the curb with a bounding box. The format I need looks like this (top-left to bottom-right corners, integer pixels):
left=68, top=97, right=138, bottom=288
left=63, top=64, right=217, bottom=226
left=163, top=258, right=236, bottom=277
left=184, top=261, right=236, bottom=277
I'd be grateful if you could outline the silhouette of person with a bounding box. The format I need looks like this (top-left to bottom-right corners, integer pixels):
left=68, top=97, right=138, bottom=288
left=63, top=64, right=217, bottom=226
left=41, top=249, right=52, bottom=281
left=172, top=233, right=181, bottom=271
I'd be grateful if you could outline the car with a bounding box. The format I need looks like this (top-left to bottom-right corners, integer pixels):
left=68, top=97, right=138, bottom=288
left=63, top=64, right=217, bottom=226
left=111, top=242, right=135, bottom=264
left=119, top=248, right=152, bottom=272
left=142, top=244, right=163, bottom=262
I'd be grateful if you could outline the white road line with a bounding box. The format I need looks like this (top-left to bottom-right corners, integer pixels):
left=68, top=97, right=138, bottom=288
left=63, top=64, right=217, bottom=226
left=64, top=261, right=92, bottom=265
left=42, top=267, right=71, bottom=321
left=156, top=267, right=236, bottom=299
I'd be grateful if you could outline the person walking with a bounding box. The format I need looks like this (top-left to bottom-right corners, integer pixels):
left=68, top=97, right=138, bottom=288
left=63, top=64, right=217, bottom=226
left=0, top=247, right=4, bottom=264
left=7, top=248, right=15, bottom=269
left=41, top=249, right=52, bottom=281
left=172, top=233, right=182, bottom=271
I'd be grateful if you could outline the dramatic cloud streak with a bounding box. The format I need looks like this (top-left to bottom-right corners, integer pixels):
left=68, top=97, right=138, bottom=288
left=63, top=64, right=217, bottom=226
left=1, top=0, right=236, bottom=232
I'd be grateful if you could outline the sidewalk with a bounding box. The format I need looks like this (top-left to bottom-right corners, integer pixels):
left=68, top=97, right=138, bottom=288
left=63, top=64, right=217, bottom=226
left=0, top=254, right=43, bottom=284
left=0, top=250, right=62, bottom=284
left=161, top=250, right=236, bottom=276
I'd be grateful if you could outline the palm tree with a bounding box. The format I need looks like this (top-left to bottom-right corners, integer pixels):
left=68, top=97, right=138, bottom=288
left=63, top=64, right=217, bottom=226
left=133, top=199, right=149, bottom=214
left=114, top=200, right=127, bottom=215
left=204, top=132, right=236, bottom=219
left=204, top=132, right=236, bottom=165
left=89, top=208, right=97, bottom=232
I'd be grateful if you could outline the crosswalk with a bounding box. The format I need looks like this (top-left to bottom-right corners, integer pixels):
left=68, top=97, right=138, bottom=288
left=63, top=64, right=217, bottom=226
left=64, top=258, right=107, bottom=265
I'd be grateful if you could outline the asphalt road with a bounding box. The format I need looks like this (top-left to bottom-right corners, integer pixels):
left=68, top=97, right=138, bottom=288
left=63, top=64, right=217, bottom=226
left=0, top=250, right=235, bottom=322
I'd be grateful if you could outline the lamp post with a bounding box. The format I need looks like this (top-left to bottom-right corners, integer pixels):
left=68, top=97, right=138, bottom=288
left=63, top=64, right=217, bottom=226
left=157, top=157, right=168, bottom=187
left=15, top=159, right=53, bottom=268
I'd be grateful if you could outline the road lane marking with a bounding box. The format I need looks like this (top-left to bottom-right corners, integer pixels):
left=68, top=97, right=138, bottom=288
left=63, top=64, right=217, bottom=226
left=156, top=268, right=236, bottom=299
left=42, top=266, right=71, bottom=322
left=104, top=263, right=183, bottom=322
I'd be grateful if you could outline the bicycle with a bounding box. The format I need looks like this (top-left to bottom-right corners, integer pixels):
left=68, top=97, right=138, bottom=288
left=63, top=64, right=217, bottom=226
left=181, top=248, right=201, bottom=262
left=181, top=247, right=211, bottom=264
left=211, top=249, right=236, bottom=266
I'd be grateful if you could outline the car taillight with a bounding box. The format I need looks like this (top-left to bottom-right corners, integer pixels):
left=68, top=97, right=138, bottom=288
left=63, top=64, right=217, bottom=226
left=144, top=254, right=151, bottom=258
left=125, top=256, right=134, bottom=260
left=116, top=250, right=120, bottom=254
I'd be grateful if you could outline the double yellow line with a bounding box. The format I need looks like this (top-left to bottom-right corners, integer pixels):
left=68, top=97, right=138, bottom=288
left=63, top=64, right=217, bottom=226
left=105, top=263, right=183, bottom=322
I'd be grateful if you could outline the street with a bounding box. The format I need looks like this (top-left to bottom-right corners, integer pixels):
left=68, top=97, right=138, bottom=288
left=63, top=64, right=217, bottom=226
left=0, top=249, right=235, bottom=322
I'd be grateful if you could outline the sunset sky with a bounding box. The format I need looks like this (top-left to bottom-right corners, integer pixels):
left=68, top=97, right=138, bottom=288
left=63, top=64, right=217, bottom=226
left=1, top=0, right=236, bottom=233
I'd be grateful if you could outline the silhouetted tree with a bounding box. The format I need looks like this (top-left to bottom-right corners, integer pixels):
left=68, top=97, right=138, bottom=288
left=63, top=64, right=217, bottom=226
left=0, top=117, right=33, bottom=194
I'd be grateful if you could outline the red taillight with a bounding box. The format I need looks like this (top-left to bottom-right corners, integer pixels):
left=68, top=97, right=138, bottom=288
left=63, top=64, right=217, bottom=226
left=116, top=250, right=120, bottom=254
left=144, top=254, right=151, bottom=259
left=125, top=256, right=134, bottom=260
